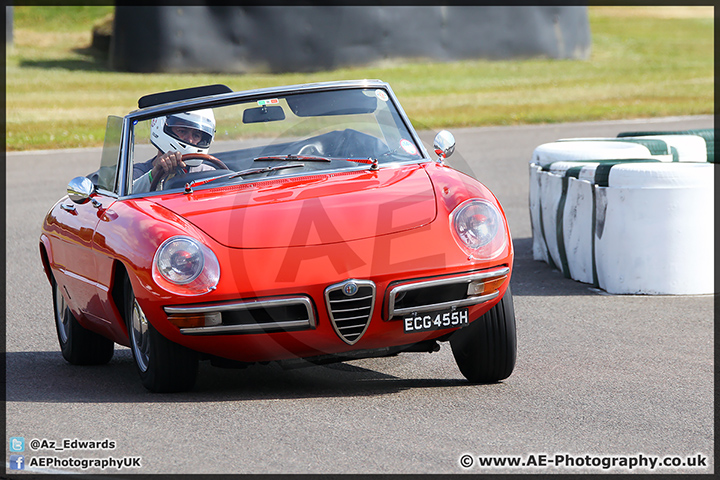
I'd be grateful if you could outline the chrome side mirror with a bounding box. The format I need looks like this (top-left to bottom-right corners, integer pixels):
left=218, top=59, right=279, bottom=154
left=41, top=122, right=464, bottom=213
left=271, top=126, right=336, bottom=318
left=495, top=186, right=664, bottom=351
left=67, top=176, right=96, bottom=204
left=433, top=130, right=455, bottom=162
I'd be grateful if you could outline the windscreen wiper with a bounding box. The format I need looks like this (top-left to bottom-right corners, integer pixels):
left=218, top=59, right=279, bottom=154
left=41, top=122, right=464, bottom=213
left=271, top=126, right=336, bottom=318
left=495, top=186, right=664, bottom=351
left=186, top=171, right=236, bottom=188
left=182, top=164, right=306, bottom=194
left=230, top=163, right=306, bottom=178
left=254, top=154, right=331, bottom=162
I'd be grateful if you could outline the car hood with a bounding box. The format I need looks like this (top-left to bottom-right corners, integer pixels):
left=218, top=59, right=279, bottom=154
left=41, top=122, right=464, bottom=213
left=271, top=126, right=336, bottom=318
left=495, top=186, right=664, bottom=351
left=153, top=164, right=437, bottom=248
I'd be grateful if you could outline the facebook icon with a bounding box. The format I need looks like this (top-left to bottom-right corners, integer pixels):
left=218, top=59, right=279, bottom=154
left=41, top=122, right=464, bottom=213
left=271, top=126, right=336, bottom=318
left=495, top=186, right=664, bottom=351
left=9, top=455, right=25, bottom=470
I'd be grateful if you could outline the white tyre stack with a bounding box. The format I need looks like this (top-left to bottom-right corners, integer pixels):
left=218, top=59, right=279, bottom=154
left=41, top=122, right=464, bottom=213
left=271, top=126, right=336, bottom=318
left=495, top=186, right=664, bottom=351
left=529, top=130, right=714, bottom=294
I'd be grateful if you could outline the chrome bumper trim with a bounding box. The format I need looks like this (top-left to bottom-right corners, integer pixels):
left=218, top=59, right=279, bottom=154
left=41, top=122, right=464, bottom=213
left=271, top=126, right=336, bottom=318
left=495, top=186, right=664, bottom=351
left=390, top=291, right=501, bottom=317
left=179, top=319, right=312, bottom=336
left=387, top=266, right=510, bottom=318
left=166, top=296, right=316, bottom=335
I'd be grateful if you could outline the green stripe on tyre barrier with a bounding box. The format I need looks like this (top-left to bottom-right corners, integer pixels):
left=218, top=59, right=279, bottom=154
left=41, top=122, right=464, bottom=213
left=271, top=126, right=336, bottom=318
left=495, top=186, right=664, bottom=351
left=563, top=165, right=584, bottom=179
left=670, top=146, right=679, bottom=162
left=590, top=185, right=599, bottom=287
left=617, top=129, right=715, bottom=163
left=556, top=175, right=571, bottom=278
left=592, top=158, right=662, bottom=187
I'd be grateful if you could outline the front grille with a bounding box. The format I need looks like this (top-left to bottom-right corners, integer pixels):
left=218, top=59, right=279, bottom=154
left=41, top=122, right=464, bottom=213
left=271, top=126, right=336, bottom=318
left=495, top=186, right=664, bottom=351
left=325, top=280, right=376, bottom=345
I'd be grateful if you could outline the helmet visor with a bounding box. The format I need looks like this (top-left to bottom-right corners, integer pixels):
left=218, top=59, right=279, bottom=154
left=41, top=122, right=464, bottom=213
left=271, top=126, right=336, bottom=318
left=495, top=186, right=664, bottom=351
left=164, top=112, right=215, bottom=148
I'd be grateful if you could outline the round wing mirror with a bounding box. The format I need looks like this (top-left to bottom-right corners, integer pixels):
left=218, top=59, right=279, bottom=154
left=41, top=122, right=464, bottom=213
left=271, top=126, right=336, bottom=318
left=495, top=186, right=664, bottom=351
left=433, top=130, right=456, bottom=162
left=67, top=176, right=96, bottom=204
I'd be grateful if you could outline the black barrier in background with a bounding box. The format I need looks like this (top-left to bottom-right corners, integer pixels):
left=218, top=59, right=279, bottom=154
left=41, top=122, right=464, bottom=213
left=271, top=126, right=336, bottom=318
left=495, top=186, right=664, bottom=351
left=6, top=6, right=12, bottom=45
left=111, top=6, right=591, bottom=74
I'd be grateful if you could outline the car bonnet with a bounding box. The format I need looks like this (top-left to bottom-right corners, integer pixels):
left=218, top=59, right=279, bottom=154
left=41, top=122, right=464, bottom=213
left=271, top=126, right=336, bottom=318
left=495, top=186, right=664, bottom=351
left=150, top=163, right=437, bottom=248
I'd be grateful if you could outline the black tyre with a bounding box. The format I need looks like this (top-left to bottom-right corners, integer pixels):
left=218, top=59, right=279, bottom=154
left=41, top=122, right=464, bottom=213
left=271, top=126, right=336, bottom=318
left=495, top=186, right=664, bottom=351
left=450, top=286, right=517, bottom=383
left=52, top=276, right=114, bottom=365
left=124, top=276, right=199, bottom=392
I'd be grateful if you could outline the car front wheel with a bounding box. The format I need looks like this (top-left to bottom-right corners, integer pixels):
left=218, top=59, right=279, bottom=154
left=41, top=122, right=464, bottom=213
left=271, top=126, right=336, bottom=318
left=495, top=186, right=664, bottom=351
left=52, top=276, right=114, bottom=365
left=450, top=286, right=517, bottom=383
left=124, top=276, right=199, bottom=393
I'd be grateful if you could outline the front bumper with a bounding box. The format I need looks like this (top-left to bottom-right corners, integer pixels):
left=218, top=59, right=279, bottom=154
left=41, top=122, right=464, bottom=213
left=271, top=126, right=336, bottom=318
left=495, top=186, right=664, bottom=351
left=157, top=265, right=511, bottom=362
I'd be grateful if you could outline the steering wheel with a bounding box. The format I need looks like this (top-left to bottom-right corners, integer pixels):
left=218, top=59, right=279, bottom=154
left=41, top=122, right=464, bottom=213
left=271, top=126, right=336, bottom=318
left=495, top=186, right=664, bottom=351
left=151, top=153, right=229, bottom=191
left=297, top=142, right=324, bottom=156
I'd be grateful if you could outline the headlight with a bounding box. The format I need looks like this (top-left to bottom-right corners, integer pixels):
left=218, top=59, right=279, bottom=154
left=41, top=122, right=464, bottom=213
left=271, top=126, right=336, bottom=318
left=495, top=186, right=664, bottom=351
left=152, top=236, right=220, bottom=295
left=450, top=199, right=507, bottom=258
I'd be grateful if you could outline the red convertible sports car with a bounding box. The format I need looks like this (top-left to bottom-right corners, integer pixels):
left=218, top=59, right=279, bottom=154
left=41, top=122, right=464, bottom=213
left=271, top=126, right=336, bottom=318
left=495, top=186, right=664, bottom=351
left=40, top=80, right=516, bottom=392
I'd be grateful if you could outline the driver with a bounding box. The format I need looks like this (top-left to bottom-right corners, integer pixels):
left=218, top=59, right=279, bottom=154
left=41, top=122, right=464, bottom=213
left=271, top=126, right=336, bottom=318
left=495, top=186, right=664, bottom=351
left=133, top=108, right=216, bottom=192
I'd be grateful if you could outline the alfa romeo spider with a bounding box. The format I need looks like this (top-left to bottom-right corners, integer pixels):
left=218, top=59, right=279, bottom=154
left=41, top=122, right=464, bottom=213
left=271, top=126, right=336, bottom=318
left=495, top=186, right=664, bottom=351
left=39, top=80, right=516, bottom=392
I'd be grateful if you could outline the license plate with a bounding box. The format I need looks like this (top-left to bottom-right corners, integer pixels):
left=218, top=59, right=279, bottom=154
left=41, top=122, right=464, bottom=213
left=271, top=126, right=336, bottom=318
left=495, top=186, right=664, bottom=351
left=403, top=308, right=469, bottom=333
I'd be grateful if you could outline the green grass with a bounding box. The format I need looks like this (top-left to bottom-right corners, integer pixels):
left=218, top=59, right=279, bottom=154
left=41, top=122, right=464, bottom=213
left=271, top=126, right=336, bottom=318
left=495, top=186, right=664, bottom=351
left=11, top=6, right=115, bottom=32
left=6, top=6, right=714, bottom=151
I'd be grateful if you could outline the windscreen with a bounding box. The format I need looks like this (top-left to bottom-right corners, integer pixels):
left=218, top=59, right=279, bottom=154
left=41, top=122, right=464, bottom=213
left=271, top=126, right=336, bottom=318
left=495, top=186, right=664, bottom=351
left=129, top=87, right=424, bottom=195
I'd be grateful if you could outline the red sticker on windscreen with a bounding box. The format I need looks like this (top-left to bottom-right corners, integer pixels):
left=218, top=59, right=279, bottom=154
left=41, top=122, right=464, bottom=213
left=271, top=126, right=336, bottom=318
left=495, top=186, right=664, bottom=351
left=400, top=139, right=418, bottom=155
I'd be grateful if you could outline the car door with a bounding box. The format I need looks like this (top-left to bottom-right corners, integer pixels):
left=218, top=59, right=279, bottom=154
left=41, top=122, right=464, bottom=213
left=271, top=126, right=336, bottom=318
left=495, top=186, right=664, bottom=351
left=47, top=193, right=110, bottom=324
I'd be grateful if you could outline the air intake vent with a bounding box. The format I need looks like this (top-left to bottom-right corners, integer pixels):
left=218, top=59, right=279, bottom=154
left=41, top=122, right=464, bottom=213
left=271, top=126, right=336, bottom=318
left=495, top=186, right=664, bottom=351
left=325, top=280, right=376, bottom=345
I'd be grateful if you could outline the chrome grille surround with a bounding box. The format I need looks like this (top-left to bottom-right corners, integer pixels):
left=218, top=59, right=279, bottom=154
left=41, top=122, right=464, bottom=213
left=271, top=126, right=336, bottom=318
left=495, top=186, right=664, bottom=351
left=167, top=296, right=316, bottom=335
left=387, top=266, right=510, bottom=319
left=325, top=279, right=376, bottom=345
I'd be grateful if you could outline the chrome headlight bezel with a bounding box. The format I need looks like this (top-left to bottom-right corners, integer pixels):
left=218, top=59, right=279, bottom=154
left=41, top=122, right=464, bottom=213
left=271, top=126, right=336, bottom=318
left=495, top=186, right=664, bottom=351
left=152, top=236, right=220, bottom=296
left=450, top=199, right=507, bottom=258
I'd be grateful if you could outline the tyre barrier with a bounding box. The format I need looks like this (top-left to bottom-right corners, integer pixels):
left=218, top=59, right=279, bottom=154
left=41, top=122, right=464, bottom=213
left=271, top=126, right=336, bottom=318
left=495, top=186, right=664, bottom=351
left=617, top=128, right=714, bottom=163
left=529, top=129, right=714, bottom=294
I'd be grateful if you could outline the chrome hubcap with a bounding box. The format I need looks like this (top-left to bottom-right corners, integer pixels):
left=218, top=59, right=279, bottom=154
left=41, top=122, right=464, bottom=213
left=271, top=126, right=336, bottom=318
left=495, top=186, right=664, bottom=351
left=54, top=283, right=70, bottom=344
left=130, top=298, right=151, bottom=372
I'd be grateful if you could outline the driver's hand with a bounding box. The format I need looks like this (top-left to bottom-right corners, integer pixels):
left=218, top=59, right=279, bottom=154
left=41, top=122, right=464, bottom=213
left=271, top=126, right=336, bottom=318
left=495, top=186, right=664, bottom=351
left=151, top=151, right=187, bottom=179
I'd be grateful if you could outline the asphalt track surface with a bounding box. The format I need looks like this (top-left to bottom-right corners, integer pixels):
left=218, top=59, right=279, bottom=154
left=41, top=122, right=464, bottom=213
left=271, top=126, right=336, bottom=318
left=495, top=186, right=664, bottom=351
left=5, top=116, right=714, bottom=475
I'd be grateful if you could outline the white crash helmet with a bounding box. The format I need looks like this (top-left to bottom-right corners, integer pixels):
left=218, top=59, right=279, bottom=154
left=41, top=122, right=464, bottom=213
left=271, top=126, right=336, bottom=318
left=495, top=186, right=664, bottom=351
left=150, top=109, right=216, bottom=165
